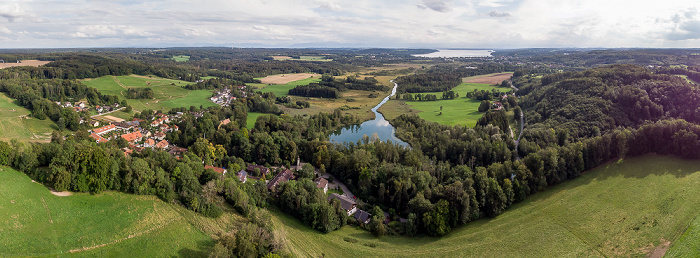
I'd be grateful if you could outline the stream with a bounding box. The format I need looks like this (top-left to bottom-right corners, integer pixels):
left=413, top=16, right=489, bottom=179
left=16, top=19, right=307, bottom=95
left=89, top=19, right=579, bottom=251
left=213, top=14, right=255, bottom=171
left=329, top=81, right=409, bottom=147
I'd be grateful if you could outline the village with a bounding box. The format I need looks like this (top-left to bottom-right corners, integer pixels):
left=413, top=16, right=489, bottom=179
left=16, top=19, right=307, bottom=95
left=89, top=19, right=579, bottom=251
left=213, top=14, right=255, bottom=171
left=86, top=106, right=385, bottom=226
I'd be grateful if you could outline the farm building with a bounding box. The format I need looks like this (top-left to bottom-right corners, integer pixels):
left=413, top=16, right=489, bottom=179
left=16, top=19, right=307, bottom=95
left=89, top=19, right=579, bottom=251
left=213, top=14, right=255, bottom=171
left=328, top=193, right=357, bottom=216
left=267, top=169, right=295, bottom=191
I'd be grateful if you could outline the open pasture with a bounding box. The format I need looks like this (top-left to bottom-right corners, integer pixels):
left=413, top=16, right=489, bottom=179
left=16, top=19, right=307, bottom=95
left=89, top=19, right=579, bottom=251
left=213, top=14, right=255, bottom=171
left=0, top=93, right=53, bottom=142
left=259, top=73, right=320, bottom=85
left=382, top=82, right=510, bottom=127
left=81, top=75, right=216, bottom=112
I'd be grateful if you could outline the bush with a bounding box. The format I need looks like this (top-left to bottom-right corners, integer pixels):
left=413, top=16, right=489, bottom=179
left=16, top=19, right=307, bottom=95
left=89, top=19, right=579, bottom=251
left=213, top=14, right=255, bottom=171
left=343, top=237, right=358, bottom=243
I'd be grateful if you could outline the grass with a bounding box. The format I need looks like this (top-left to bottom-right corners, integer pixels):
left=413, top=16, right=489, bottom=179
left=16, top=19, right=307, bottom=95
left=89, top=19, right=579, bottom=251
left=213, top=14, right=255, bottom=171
left=171, top=55, right=190, bottom=62
left=252, top=77, right=321, bottom=97
left=380, top=82, right=510, bottom=127
left=0, top=93, right=54, bottom=142
left=274, top=154, right=700, bottom=257
left=298, top=56, right=332, bottom=62
left=81, top=75, right=216, bottom=112
left=0, top=167, right=213, bottom=256
left=247, top=112, right=266, bottom=129
left=668, top=215, right=700, bottom=256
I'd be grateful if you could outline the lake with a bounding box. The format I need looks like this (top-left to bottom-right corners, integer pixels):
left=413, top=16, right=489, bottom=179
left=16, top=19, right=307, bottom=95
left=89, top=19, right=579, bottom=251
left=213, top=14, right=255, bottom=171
left=329, top=81, right=409, bottom=148
left=414, top=49, right=493, bottom=58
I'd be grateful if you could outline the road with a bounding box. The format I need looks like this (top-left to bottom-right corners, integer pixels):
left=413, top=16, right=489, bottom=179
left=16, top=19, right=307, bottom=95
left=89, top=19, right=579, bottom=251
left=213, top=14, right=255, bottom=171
left=510, top=80, right=525, bottom=160
left=91, top=107, right=125, bottom=118
left=320, top=172, right=358, bottom=202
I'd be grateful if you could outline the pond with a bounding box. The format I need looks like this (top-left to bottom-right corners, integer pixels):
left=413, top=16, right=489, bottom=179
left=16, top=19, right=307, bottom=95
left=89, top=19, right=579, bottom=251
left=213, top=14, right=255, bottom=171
left=329, top=81, right=409, bottom=148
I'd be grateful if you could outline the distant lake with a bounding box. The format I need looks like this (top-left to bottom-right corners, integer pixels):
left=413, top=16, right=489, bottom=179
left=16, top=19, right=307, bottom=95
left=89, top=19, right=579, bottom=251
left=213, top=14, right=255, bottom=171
left=329, top=82, right=409, bottom=148
left=414, top=49, right=493, bottom=58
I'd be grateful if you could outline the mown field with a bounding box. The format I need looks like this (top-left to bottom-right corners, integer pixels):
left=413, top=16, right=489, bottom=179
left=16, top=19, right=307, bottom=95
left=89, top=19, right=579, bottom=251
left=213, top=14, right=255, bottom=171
left=0, top=93, right=54, bottom=142
left=81, top=75, right=216, bottom=113
left=252, top=77, right=321, bottom=97
left=0, top=167, right=214, bottom=257
left=275, top=154, right=700, bottom=257
left=380, top=82, right=510, bottom=127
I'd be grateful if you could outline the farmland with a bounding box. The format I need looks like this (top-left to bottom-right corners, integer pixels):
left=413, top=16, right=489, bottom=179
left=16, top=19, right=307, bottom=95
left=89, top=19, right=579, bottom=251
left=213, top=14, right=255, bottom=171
left=0, top=60, right=51, bottom=69
left=253, top=76, right=321, bottom=97
left=81, top=75, right=216, bottom=113
left=380, top=81, right=511, bottom=127
left=0, top=167, right=213, bottom=256
left=275, top=154, right=700, bottom=257
left=0, top=93, right=54, bottom=142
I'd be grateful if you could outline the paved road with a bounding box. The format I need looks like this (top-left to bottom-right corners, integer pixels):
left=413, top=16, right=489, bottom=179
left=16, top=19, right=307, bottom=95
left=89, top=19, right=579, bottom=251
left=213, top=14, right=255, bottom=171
left=510, top=79, right=525, bottom=160
left=320, top=172, right=358, bottom=201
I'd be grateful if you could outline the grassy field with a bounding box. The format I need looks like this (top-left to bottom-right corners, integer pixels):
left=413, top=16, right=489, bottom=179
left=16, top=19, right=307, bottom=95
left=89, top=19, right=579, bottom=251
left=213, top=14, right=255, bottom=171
left=0, top=167, right=214, bottom=256
left=298, top=56, right=332, bottom=62
left=171, top=55, right=190, bottom=62
left=81, top=75, right=216, bottom=112
left=252, top=77, right=321, bottom=97
left=0, top=93, right=54, bottom=142
left=246, top=112, right=266, bottom=129
left=275, top=154, right=700, bottom=257
left=380, top=82, right=510, bottom=127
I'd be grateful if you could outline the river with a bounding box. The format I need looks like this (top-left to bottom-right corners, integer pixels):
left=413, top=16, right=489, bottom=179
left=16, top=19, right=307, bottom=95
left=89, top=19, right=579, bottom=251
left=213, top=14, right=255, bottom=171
left=329, top=81, right=409, bottom=147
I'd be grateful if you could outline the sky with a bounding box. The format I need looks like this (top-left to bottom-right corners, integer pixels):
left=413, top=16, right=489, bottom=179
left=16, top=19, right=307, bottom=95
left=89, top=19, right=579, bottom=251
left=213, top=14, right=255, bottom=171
left=1, top=0, right=700, bottom=49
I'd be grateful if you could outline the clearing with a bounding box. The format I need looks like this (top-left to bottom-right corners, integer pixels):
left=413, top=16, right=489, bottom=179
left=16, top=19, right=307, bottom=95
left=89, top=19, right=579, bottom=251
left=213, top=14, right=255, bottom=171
left=463, top=72, right=513, bottom=84
left=259, top=73, right=320, bottom=85
left=380, top=82, right=511, bottom=127
left=0, top=93, right=53, bottom=142
left=171, top=55, right=190, bottom=62
left=252, top=77, right=321, bottom=97
left=81, top=75, right=216, bottom=112
left=271, top=56, right=292, bottom=60
left=0, top=60, right=51, bottom=69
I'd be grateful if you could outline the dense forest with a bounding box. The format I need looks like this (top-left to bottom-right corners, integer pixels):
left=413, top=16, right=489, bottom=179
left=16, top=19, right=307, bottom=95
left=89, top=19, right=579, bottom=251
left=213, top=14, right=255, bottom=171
left=288, top=75, right=387, bottom=98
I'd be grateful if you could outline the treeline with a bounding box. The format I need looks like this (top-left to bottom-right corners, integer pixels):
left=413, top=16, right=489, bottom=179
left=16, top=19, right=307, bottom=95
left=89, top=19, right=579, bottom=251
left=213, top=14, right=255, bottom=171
left=183, top=78, right=251, bottom=90
left=0, top=76, right=120, bottom=130
left=288, top=84, right=341, bottom=98
left=656, top=66, right=700, bottom=84
left=125, top=88, right=154, bottom=99
left=276, top=179, right=348, bottom=232
left=288, top=75, right=387, bottom=99
left=395, top=63, right=519, bottom=93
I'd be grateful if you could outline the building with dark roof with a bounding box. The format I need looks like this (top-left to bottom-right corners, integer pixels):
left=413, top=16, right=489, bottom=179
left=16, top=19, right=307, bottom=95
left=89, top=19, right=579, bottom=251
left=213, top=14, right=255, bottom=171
left=353, top=210, right=372, bottom=224
left=328, top=193, right=357, bottom=216
left=267, top=169, right=295, bottom=191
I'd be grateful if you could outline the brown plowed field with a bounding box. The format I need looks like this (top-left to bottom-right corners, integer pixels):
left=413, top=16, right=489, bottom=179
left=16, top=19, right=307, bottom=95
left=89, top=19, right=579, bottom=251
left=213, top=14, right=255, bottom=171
left=463, top=72, right=513, bottom=84
left=0, top=60, right=51, bottom=69
left=259, top=73, right=320, bottom=84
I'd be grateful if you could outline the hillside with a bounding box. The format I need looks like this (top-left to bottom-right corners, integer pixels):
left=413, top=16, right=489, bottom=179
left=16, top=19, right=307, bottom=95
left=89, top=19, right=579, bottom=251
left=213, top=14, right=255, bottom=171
left=4, top=154, right=698, bottom=257
left=276, top=154, right=700, bottom=257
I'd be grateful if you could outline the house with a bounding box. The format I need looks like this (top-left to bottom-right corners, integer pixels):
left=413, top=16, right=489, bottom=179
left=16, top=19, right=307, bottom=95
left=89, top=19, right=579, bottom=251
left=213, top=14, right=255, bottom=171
left=247, top=164, right=270, bottom=177
left=93, top=124, right=116, bottom=135
left=75, top=101, right=88, bottom=108
left=353, top=210, right=372, bottom=224
left=90, top=120, right=100, bottom=127
left=204, top=165, right=227, bottom=176
left=113, top=122, right=133, bottom=130
left=121, top=131, right=143, bottom=143
left=155, top=139, right=169, bottom=149
left=90, top=132, right=108, bottom=143
left=144, top=138, right=155, bottom=147
left=168, top=146, right=187, bottom=157
left=315, top=177, right=329, bottom=193
left=159, top=124, right=171, bottom=132
left=267, top=169, right=295, bottom=191
left=328, top=193, right=357, bottom=216
left=154, top=132, right=166, bottom=140
left=236, top=170, right=248, bottom=183
left=218, top=118, right=231, bottom=129
left=122, top=147, right=133, bottom=157
left=493, top=101, right=504, bottom=110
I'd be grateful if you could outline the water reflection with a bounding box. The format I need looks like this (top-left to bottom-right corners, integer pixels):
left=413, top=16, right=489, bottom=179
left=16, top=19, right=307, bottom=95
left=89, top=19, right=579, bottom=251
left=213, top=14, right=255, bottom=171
left=329, top=81, right=409, bottom=148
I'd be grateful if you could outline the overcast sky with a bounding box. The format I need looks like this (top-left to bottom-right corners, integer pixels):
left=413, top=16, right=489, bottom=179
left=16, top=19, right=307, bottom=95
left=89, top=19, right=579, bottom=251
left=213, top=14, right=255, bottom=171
left=1, top=0, right=700, bottom=49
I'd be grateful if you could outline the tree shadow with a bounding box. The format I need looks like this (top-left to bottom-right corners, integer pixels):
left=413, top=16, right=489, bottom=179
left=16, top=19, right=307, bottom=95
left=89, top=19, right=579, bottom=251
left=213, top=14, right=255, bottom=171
left=176, top=239, right=214, bottom=258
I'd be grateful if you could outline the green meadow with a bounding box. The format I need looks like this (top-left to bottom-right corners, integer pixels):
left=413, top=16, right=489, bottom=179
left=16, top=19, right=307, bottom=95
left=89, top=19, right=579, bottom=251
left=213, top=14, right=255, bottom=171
left=0, top=167, right=212, bottom=257
left=0, top=93, right=54, bottom=142
left=171, top=55, right=190, bottom=62
left=251, top=77, right=321, bottom=97
left=81, top=75, right=216, bottom=112
left=274, top=154, right=700, bottom=257
left=401, top=82, right=510, bottom=127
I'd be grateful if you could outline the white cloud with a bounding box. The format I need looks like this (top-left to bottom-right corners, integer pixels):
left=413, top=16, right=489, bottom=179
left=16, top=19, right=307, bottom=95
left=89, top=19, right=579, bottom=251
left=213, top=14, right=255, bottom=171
left=1, top=0, right=700, bottom=48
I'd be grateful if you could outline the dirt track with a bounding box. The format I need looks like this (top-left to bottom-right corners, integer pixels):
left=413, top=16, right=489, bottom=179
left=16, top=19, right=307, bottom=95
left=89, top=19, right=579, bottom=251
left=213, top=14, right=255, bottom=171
left=259, top=73, right=319, bottom=84
left=0, top=60, right=51, bottom=69
left=464, top=72, right=513, bottom=84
